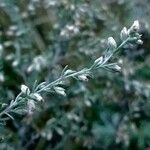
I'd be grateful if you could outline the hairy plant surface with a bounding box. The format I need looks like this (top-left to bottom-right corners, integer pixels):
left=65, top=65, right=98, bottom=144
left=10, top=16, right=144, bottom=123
left=0, top=0, right=149, bottom=149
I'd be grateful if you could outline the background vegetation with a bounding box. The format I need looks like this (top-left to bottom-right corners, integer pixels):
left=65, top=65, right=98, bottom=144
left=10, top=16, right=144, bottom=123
left=0, top=0, right=150, bottom=149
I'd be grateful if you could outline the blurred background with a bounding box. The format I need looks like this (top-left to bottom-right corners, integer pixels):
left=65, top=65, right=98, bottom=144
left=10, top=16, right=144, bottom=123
left=0, top=0, right=150, bottom=149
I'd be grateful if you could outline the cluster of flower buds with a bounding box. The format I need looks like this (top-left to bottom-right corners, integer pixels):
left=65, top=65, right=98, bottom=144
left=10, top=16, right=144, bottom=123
left=120, top=20, right=143, bottom=44
left=21, top=84, right=43, bottom=101
left=64, top=68, right=89, bottom=82
left=91, top=20, right=142, bottom=75
left=21, top=84, right=43, bottom=114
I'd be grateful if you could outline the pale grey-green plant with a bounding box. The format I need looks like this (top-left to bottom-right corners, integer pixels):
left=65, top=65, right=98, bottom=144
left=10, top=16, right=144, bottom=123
left=0, top=21, right=142, bottom=124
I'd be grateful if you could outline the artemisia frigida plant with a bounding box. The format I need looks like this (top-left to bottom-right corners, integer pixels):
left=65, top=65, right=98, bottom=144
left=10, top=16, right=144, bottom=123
left=0, top=21, right=142, bottom=124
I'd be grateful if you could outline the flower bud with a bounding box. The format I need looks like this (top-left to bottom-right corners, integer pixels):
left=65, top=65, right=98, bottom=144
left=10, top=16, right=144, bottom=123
left=114, top=65, right=121, bottom=71
left=21, top=84, right=30, bottom=95
left=78, top=74, right=88, bottom=81
left=55, top=127, right=64, bottom=136
left=107, top=37, right=117, bottom=50
left=120, top=27, right=128, bottom=41
left=129, top=20, right=140, bottom=33
left=137, top=39, right=143, bottom=45
left=85, top=100, right=91, bottom=107
left=54, top=86, right=66, bottom=96
left=94, top=56, right=103, bottom=65
left=33, top=93, right=43, bottom=101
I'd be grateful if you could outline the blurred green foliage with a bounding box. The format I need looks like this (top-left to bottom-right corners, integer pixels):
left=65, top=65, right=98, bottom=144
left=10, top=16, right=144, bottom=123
left=0, top=0, right=150, bottom=149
